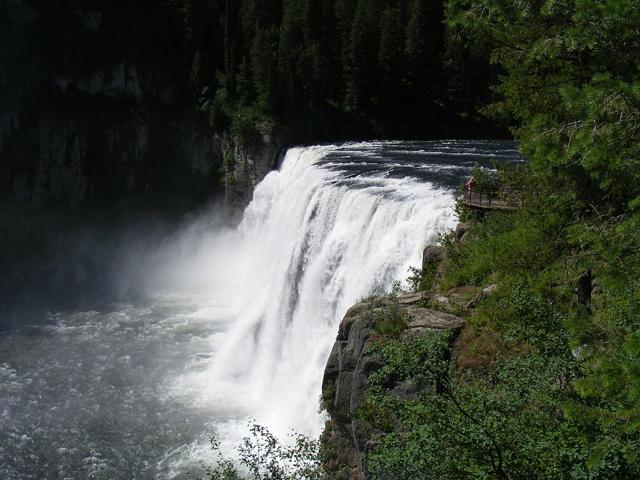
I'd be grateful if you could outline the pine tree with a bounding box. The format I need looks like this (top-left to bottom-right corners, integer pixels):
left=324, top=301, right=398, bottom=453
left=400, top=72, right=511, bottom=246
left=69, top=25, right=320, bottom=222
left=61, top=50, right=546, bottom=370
left=345, top=0, right=380, bottom=112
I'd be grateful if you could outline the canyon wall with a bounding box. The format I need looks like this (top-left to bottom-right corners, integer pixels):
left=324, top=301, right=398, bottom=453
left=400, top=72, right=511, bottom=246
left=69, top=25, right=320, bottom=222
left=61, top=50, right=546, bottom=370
left=0, top=0, right=224, bottom=208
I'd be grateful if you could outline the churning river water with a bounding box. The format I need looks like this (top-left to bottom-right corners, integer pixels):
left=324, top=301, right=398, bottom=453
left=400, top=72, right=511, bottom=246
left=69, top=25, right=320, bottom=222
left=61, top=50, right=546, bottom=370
left=0, top=141, right=520, bottom=479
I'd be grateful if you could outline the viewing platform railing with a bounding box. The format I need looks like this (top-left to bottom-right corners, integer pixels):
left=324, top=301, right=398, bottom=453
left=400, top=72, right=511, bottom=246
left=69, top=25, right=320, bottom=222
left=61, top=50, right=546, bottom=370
left=462, top=187, right=517, bottom=210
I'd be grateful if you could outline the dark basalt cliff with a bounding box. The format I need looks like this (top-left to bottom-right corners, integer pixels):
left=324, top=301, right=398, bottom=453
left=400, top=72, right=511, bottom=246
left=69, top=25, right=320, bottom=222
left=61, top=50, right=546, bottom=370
left=0, top=0, right=226, bottom=208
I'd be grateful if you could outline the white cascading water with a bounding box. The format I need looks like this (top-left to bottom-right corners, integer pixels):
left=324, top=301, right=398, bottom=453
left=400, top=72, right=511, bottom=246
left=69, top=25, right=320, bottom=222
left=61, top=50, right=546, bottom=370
left=202, top=144, right=458, bottom=440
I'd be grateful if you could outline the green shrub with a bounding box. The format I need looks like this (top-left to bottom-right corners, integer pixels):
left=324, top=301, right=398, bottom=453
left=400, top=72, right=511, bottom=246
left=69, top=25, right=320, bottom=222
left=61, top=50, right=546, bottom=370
left=373, top=287, right=410, bottom=338
left=364, top=354, right=597, bottom=480
left=206, top=423, right=322, bottom=480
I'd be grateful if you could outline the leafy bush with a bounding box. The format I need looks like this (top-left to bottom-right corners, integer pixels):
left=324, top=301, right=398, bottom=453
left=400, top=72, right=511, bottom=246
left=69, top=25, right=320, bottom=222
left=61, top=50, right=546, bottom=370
left=364, top=353, right=608, bottom=480
left=206, top=423, right=322, bottom=480
left=373, top=297, right=409, bottom=339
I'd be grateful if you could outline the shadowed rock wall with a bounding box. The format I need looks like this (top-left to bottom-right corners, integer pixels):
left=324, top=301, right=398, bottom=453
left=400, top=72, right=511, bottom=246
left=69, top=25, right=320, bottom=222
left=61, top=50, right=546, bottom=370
left=0, top=0, right=222, bottom=208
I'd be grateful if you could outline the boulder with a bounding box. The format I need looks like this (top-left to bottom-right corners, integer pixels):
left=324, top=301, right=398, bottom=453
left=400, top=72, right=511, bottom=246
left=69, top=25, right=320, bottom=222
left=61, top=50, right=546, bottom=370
left=397, top=291, right=433, bottom=305
left=482, top=284, right=498, bottom=296
left=455, top=222, right=470, bottom=241
left=466, top=283, right=499, bottom=309
left=405, top=306, right=465, bottom=331
left=422, top=245, right=444, bottom=270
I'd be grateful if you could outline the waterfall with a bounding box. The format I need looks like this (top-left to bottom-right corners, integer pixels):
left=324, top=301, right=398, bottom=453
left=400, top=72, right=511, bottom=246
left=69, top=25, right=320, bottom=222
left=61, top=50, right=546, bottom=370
left=0, top=140, right=521, bottom=477
left=206, top=144, right=458, bottom=439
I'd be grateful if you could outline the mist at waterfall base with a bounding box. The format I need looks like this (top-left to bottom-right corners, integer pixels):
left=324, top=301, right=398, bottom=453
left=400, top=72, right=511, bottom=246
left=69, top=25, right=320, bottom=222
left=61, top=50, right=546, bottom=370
left=0, top=141, right=520, bottom=478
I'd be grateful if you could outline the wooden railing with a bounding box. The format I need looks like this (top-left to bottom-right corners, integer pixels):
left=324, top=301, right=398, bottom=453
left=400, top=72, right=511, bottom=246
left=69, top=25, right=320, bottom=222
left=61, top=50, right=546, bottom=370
left=462, top=187, right=515, bottom=210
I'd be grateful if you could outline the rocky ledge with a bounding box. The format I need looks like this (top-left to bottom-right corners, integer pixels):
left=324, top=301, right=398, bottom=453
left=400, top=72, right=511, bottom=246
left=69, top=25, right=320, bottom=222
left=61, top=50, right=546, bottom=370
left=320, top=292, right=466, bottom=479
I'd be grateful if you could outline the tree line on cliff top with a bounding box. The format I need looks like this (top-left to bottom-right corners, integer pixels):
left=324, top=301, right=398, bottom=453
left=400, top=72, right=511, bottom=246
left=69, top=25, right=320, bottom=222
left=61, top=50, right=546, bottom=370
left=167, top=0, right=500, bottom=140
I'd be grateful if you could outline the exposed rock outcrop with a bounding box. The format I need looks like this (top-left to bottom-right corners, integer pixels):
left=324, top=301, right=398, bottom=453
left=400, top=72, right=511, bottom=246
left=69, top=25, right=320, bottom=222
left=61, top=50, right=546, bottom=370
left=321, top=293, right=465, bottom=479
left=220, top=129, right=289, bottom=214
left=455, top=222, right=470, bottom=241
left=466, top=283, right=498, bottom=310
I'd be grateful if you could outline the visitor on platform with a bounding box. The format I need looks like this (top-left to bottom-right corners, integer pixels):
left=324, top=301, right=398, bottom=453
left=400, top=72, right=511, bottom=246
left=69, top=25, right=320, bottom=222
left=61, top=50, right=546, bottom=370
left=465, top=176, right=476, bottom=191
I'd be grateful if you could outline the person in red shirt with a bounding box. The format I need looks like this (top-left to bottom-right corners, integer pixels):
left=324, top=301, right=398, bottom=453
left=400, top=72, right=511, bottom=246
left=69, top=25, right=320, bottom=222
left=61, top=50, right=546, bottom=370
left=465, top=177, right=476, bottom=191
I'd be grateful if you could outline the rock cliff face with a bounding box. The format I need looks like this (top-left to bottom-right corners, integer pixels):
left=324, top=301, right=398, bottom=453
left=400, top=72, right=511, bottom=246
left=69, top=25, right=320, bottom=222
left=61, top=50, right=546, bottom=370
left=220, top=129, right=289, bottom=214
left=321, top=293, right=465, bottom=479
left=0, top=0, right=224, bottom=208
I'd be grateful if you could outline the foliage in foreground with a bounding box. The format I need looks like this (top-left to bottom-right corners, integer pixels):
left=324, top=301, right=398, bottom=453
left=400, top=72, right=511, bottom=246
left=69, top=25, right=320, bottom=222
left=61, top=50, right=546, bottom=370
left=363, top=347, right=588, bottom=479
left=205, top=423, right=321, bottom=480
